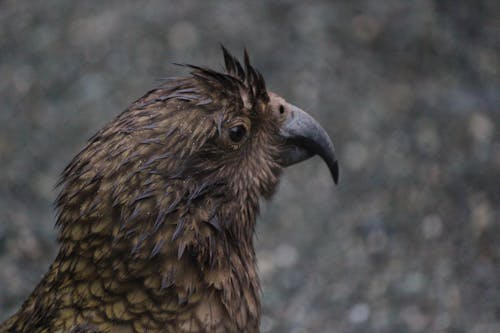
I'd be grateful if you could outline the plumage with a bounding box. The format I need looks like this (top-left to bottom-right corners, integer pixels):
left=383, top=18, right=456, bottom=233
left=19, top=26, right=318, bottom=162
left=0, top=46, right=338, bottom=333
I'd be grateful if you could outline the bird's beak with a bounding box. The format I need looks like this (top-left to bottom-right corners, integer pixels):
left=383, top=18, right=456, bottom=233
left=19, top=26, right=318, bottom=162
left=279, top=105, right=339, bottom=184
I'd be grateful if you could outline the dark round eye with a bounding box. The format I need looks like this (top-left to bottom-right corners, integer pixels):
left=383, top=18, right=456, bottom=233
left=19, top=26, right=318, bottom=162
left=228, top=125, right=247, bottom=143
left=279, top=104, right=285, bottom=114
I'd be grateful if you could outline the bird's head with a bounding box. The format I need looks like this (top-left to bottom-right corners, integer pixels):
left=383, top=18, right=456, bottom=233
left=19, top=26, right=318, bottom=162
left=56, top=46, right=338, bottom=264
left=159, top=46, right=339, bottom=201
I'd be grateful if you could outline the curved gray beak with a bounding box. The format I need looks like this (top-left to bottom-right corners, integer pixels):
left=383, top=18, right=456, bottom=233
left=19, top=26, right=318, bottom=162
left=279, top=105, right=339, bottom=184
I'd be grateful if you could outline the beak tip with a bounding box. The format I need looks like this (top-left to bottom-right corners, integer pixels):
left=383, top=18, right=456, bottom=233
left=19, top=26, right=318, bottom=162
left=332, top=161, right=339, bottom=185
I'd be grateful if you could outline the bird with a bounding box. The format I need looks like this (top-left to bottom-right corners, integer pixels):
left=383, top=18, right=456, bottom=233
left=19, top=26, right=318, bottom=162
left=0, top=46, right=338, bottom=333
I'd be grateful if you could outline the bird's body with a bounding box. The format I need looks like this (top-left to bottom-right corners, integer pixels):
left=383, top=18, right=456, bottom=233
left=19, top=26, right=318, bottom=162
left=1, top=48, right=338, bottom=333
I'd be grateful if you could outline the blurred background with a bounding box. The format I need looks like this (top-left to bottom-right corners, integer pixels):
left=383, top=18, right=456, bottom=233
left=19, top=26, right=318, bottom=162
left=0, top=1, right=498, bottom=332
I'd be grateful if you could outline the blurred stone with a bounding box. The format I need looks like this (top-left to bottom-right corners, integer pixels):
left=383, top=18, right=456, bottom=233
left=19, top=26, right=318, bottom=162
left=351, top=15, right=382, bottom=42
left=416, top=119, right=440, bottom=155
left=469, top=112, right=494, bottom=144
left=494, top=143, right=500, bottom=169
left=32, top=26, right=57, bottom=51
left=372, top=308, right=389, bottom=330
left=168, top=21, right=199, bottom=51
left=33, top=172, right=57, bottom=201
left=330, top=282, right=352, bottom=302
left=421, top=215, right=443, bottom=239
left=344, top=141, right=368, bottom=171
left=70, top=10, right=121, bottom=45
left=469, top=194, right=493, bottom=233
left=368, top=278, right=387, bottom=298
left=274, top=244, right=298, bottom=268
left=77, top=73, right=108, bottom=102
left=0, top=134, right=9, bottom=157
left=19, top=228, right=43, bottom=260
left=366, top=229, right=388, bottom=254
left=444, top=285, right=462, bottom=310
left=435, top=259, right=452, bottom=280
left=433, top=312, right=451, bottom=331
left=295, top=3, right=329, bottom=37
left=478, top=48, right=499, bottom=76
left=383, top=82, right=414, bottom=113
left=0, top=263, right=22, bottom=293
left=346, top=243, right=368, bottom=269
left=426, top=163, right=442, bottom=186
left=471, top=323, right=500, bottom=333
left=257, top=244, right=298, bottom=280
left=260, top=315, right=275, bottom=332
left=348, top=303, right=370, bottom=323
left=257, top=250, right=275, bottom=280
left=400, top=305, right=429, bottom=332
left=289, top=328, right=308, bottom=333
left=12, top=65, right=34, bottom=95
left=399, top=272, right=425, bottom=295
left=292, top=70, right=320, bottom=109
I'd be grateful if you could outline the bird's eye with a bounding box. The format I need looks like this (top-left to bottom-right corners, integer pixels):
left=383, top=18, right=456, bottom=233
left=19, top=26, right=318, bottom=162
left=228, top=125, right=247, bottom=143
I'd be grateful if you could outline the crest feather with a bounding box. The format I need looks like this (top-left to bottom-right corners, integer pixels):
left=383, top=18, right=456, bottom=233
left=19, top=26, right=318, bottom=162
left=171, top=46, right=269, bottom=110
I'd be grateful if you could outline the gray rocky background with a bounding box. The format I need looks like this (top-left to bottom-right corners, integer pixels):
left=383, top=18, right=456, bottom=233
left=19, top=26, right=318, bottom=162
left=0, top=1, right=499, bottom=332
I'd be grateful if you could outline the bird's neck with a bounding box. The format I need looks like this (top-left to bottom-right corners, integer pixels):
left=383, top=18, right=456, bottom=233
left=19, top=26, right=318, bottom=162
left=14, top=179, right=263, bottom=332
